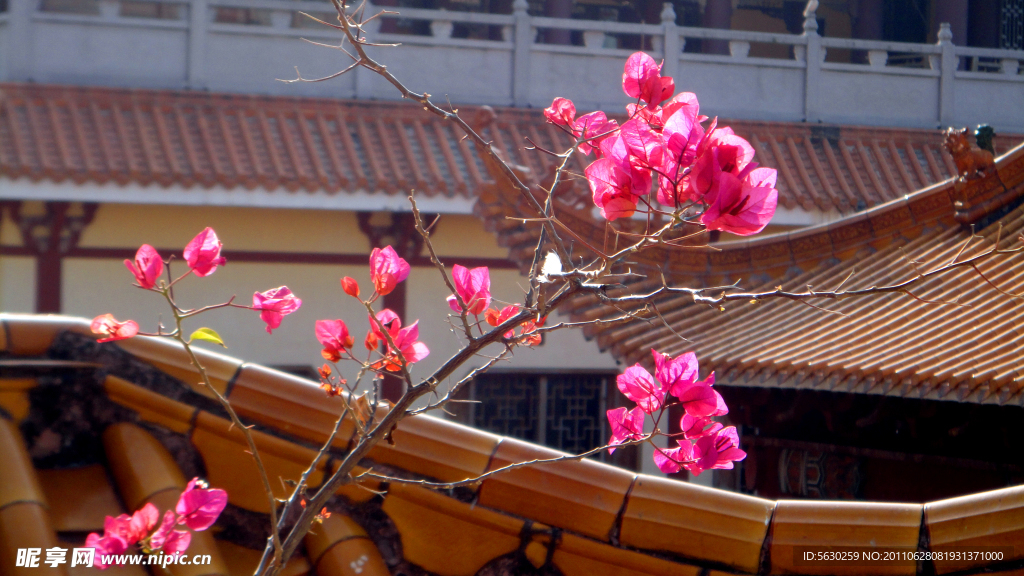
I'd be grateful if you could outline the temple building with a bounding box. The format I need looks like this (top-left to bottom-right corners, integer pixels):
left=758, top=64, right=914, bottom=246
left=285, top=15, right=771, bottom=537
left=2, top=0, right=1024, bottom=572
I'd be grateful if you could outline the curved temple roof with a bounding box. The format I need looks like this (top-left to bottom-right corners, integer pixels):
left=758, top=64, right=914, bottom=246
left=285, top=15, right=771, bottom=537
left=1, top=314, right=1023, bottom=576
left=5, top=83, right=1020, bottom=216
left=475, top=124, right=1024, bottom=406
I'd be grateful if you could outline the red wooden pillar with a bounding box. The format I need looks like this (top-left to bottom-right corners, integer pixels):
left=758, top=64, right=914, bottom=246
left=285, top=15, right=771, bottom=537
left=852, top=0, right=883, bottom=63
left=8, top=202, right=97, bottom=314
left=703, top=0, right=732, bottom=55
left=543, top=0, right=574, bottom=45
left=935, top=0, right=968, bottom=44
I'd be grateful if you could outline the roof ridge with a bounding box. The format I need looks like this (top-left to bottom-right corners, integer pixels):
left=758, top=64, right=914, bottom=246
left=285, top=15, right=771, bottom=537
left=726, top=139, right=1024, bottom=265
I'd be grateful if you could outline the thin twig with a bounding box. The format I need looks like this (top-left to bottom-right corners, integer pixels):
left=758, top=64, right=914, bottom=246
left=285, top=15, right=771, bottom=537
left=409, top=195, right=474, bottom=341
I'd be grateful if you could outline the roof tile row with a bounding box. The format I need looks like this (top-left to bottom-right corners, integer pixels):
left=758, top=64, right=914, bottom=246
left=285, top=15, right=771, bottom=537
left=0, top=84, right=488, bottom=197
left=4, top=314, right=1024, bottom=575
left=5, top=83, right=1020, bottom=215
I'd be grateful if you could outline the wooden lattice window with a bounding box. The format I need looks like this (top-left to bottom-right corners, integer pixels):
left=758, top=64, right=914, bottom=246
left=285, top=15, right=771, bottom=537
left=461, top=371, right=638, bottom=470
left=1003, top=0, right=1024, bottom=49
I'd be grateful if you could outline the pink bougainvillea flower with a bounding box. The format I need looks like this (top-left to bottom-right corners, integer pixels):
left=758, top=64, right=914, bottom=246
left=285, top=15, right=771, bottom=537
left=101, top=515, right=136, bottom=549
left=616, top=364, right=666, bottom=413
left=175, top=478, right=228, bottom=532
left=369, top=246, right=410, bottom=296
left=622, top=52, right=675, bottom=107
left=585, top=128, right=660, bottom=221
left=126, top=503, right=159, bottom=544
left=124, top=244, right=162, bottom=289
left=619, top=118, right=665, bottom=173
left=602, top=130, right=656, bottom=199
left=161, top=529, right=191, bottom=555
left=572, top=111, right=619, bottom=156
left=91, top=314, right=140, bottom=343
left=700, top=168, right=778, bottom=236
left=680, top=413, right=724, bottom=440
left=652, top=349, right=698, bottom=394
left=184, top=227, right=227, bottom=277
left=690, top=426, right=747, bottom=476
left=252, top=286, right=302, bottom=334
left=447, top=265, right=491, bottom=315
left=585, top=157, right=641, bottom=221
left=85, top=532, right=128, bottom=569
left=367, top=309, right=429, bottom=371
left=607, top=406, right=645, bottom=454
left=86, top=503, right=161, bottom=569
left=150, top=510, right=191, bottom=554
left=543, top=97, right=576, bottom=126
left=686, top=128, right=757, bottom=203
left=369, top=308, right=401, bottom=340
left=86, top=482, right=225, bottom=568
left=653, top=438, right=696, bottom=474
left=383, top=320, right=430, bottom=371
left=675, top=379, right=728, bottom=418
left=659, top=91, right=704, bottom=130
left=315, top=319, right=355, bottom=362
left=652, top=349, right=727, bottom=417
left=656, top=103, right=704, bottom=206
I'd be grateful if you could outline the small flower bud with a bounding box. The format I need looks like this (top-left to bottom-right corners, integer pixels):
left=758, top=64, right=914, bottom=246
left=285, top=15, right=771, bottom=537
left=364, top=330, right=379, bottom=351
left=341, top=276, right=360, bottom=298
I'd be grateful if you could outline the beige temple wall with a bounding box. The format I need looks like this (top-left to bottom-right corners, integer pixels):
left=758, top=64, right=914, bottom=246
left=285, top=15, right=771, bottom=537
left=0, top=195, right=674, bottom=477
left=4, top=201, right=618, bottom=379
left=0, top=257, right=35, bottom=313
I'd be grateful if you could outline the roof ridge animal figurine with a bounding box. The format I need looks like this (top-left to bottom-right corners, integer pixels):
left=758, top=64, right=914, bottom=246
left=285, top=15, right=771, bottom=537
left=943, top=126, right=994, bottom=180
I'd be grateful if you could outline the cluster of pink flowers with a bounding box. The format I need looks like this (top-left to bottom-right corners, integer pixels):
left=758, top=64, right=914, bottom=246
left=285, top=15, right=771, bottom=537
left=93, top=228, right=304, bottom=341
left=318, top=253, right=545, bottom=382
left=315, top=247, right=430, bottom=373
left=608, top=349, right=746, bottom=476
left=93, top=50, right=766, bottom=484
left=545, top=52, right=778, bottom=235
left=86, top=479, right=226, bottom=569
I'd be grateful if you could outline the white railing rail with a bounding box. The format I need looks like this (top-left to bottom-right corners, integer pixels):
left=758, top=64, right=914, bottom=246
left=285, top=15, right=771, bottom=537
left=2, top=0, right=1022, bottom=131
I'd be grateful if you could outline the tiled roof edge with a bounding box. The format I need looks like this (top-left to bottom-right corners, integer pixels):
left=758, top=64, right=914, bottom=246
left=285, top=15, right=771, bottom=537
left=3, top=313, right=1024, bottom=575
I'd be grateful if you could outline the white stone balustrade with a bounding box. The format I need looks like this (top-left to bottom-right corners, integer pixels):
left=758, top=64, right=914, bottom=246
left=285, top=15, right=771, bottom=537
left=867, top=50, right=888, bottom=67
left=1, top=0, right=1022, bottom=132
left=729, top=40, right=750, bottom=59
left=430, top=18, right=453, bottom=39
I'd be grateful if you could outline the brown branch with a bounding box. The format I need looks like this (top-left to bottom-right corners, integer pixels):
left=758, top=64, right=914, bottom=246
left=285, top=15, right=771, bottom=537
left=409, top=195, right=475, bottom=341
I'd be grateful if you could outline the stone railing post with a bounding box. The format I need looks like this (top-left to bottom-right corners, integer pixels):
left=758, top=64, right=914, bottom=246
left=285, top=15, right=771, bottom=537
left=7, top=0, right=35, bottom=81
left=270, top=9, right=292, bottom=29
left=512, top=0, right=531, bottom=107
left=187, top=0, right=209, bottom=89
left=430, top=9, right=453, bottom=39
left=98, top=0, right=120, bottom=19
left=937, top=22, right=955, bottom=127
left=660, top=2, right=679, bottom=80
left=802, top=0, right=821, bottom=123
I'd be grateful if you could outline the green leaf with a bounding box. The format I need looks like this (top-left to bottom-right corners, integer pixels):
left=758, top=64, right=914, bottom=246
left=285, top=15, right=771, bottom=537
left=189, top=327, right=226, bottom=348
